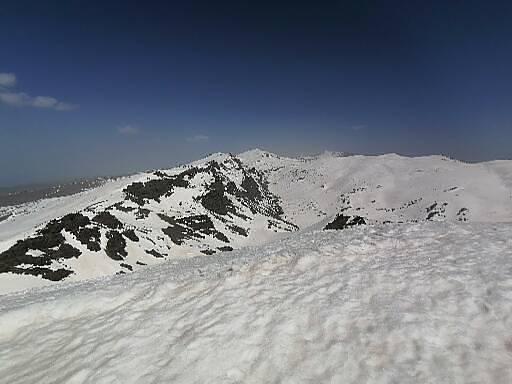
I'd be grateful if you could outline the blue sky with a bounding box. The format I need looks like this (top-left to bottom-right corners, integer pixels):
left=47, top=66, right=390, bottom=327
left=1, top=0, right=512, bottom=186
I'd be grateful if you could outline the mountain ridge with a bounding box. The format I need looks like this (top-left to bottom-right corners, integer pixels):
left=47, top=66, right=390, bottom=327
left=1, top=148, right=511, bottom=294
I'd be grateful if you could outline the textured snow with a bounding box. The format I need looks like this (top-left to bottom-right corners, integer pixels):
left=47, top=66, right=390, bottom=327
left=1, top=222, right=512, bottom=383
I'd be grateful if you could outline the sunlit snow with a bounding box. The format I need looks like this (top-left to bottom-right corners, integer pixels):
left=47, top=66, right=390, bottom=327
left=1, top=222, right=512, bottom=383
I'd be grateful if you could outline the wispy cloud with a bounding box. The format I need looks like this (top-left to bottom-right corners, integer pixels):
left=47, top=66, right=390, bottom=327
left=0, top=73, right=16, bottom=88
left=0, top=72, right=77, bottom=111
left=351, top=124, right=366, bottom=131
left=186, top=134, right=209, bottom=142
left=117, top=125, right=140, bottom=135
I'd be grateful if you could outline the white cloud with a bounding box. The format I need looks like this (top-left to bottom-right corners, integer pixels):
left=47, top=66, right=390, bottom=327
left=0, top=91, right=77, bottom=110
left=0, top=73, right=16, bottom=88
left=186, top=134, right=209, bottom=142
left=33, top=96, right=61, bottom=108
left=0, top=92, right=27, bottom=107
left=0, top=72, right=77, bottom=111
left=351, top=125, right=366, bottom=131
left=32, top=96, right=77, bottom=111
left=117, top=125, right=140, bottom=135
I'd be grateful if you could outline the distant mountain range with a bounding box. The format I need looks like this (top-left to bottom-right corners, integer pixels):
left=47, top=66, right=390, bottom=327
left=1, top=149, right=511, bottom=294
left=0, top=178, right=107, bottom=208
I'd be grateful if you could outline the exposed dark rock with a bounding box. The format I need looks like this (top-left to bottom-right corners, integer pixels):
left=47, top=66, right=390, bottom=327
left=0, top=214, right=12, bottom=222
left=425, top=202, right=447, bottom=221
left=123, top=229, right=139, bottom=242
left=153, top=170, right=169, bottom=178
left=23, top=232, right=65, bottom=251
left=232, top=166, right=286, bottom=220
left=113, top=202, right=135, bottom=212
left=457, top=207, right=469, bottom=222
left=120, top=263, right=133, bottom=271
left=217, top=246, right=233, bottom=252
left=136, top=261, right=147, bottom=266
left=241, top=174, right=262, bottom=201
left=200, top=249, right=216, bottom=255
left=0, top=212, right=88, bottom=280
left=200, top=177, right=233, bottom=216
left=161, top=226, right=187, bottom=245
left=178, top=215, right=216, bottom=232
left=215, top=231, right=229, bottom=243
left=228, top=224, right=248, bottom=237
left=195, top=159, right=288, bottom=225
left=93, top=211, right=123, bottom=229
left=124, top=179, right=177, bottom=205
left=45, top=213, right=100, bottom=252
left=427, top=203, right=437, bottom=213
left=0, top=242, right=52, bottom=271
left=76, top=227, right=101, bottom=251
left=9, top=267, right=74, bottom=281
left=324, top=214, right=366, bottom=230
left=145, top=249, right=165, bottom=258
left=0, top=237, right=80, bottom=280
left=160, top=214, right=230, bottom=245
left=135, top=208, right=150, bottom=219
left=105, top=230, right=127, bottom=260
left=40, top=213, right=90, bottom=236
left=161, top=216, right=202, bottom=245
left=124, top=157, right=293, bottom=234
left=50, top=243, right=81, bottom=259
left=124, top=168, right=194, bottom=205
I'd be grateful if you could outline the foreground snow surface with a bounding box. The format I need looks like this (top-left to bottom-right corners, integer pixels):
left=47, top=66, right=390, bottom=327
left=1, top=222, right=512, bottom=383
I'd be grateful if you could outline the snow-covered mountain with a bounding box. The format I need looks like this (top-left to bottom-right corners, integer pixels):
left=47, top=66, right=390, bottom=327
left=1, top=149, right=511, bottom=293
left=240, top=149, right=512, bottom=227
left=2, top=149, right=512, bottom=383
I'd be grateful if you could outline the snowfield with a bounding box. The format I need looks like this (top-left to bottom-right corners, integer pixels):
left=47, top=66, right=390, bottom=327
left=1, top=222, right=512, bottom=383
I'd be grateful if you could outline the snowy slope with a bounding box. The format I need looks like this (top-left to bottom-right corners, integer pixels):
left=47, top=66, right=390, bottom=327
left=1, top=149, right=512, bottom=294
left=1, top=222, right=512, bottom=383
left=240, top=149, right=512, bottom=227
left=0, top=153, right=296, bottom=293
